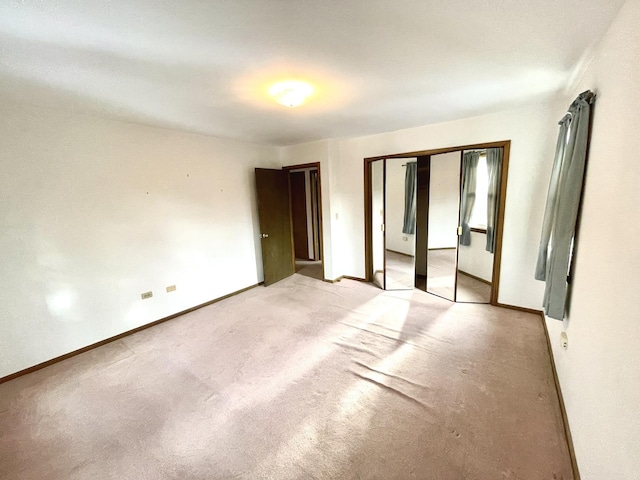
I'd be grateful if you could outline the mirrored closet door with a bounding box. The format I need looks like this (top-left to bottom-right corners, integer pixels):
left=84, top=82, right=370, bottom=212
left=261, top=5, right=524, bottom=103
left=368, top=157, right=417, bottom=291
left=366, top=144, right=505, bottom=304
left=419, top=149, right=501, bottom=303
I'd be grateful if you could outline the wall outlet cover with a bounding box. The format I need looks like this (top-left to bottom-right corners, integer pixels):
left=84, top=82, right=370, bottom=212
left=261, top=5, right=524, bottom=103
left=141, top=291, right=153, bottom=300
left=166, top=285, right=177, bottom=293
left=560, top=331, right=568, bottom=350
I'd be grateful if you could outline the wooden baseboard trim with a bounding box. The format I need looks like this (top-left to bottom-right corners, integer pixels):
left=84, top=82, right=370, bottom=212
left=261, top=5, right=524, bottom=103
left=458, top=269, right=492, bottom=285
left=0, top=282, right=262, bottom=385
left=496, top=302, right=580, bottom=479
left=324, top=276, right=342, bottom=283
left=494, top=302, right=543, bottom=315
left=343, top=275, right=367, bottom=282
left=386, top=249, right=415, bottom=258
left=538, top=311, right=581, bottom=480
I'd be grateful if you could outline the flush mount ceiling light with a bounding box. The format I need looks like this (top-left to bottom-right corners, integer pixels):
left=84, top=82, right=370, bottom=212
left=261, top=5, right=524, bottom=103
left=269, top=80, right=314, bottom=107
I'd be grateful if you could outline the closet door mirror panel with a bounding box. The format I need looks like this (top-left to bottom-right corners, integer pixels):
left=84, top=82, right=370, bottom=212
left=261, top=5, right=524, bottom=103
left=384, top=157, right=417, bottom=291
left=370, top=159, right=385, bottom=289
left=425, top=152, right=461, bottom=301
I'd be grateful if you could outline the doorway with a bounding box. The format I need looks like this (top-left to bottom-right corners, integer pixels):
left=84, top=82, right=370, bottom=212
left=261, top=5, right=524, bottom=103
left=364, top=141, right=510, bottom=305
left=284, top=163, right=325, bottom=282
left=255, top=162, right=325, bottom=286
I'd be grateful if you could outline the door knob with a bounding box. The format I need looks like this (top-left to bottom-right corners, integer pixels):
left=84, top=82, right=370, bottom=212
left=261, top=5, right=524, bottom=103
left=259, top=233, right=269, bottom=239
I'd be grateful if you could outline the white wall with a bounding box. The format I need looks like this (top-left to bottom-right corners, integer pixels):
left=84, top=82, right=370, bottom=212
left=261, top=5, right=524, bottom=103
left=385, top=157, right=415, bottom=256
left=428, top=152, right=461, bottom=249
left=458, top=232, right=494, bottom=282
left=329, top=99, right=564, bottom=308
left=544, top=0, right=640, bottom=478
left=0, top=102, right=280, bottom=378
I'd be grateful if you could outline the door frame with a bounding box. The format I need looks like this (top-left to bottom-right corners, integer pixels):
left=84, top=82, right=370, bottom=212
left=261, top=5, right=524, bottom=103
left=364, top=140, right=511, bottom=306
left=282, top=162, right=326, bottom=281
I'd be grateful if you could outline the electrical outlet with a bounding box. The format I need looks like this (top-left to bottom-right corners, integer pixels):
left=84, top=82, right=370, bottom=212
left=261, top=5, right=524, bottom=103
left=166, top=285, right=176, bottom=293
left=141, top=291, right=153, bottom=300
left=560, top=332, right=568, bottom=350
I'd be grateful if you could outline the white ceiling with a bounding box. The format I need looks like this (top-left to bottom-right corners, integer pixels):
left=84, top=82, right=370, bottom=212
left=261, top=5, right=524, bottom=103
left=0, top=1, right=625, bottom=146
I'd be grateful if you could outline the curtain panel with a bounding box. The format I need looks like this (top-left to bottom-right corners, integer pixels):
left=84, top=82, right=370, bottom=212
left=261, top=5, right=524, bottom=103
left=535, top=90, right=595, bottom=320
left=485, top=148, right=503, bottom=254
left=459, top=151, right=480, bottom=246
left=402, top=162, right=417, bottom=234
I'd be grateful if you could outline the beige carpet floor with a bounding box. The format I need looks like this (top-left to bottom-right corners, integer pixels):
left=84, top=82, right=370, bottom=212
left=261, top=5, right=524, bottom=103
left=0, top=274, right=572, bottom=479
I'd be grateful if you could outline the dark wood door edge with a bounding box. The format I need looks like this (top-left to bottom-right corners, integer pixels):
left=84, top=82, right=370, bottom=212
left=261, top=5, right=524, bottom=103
left=0, top=283, right=262, bottom=385
left=282, top=162, right=320, bottom=171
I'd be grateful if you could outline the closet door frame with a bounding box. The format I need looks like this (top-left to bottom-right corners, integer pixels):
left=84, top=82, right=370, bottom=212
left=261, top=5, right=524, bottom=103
left=364, top=140, right=510, bottom=306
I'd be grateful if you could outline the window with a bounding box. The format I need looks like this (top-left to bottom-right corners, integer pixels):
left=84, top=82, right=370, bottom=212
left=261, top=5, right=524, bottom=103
left=469, top=153, right=488, bottom=230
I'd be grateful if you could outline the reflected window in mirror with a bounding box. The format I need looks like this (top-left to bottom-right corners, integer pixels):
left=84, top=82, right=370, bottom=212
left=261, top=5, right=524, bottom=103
left=469, top=153, right=488, bottom=231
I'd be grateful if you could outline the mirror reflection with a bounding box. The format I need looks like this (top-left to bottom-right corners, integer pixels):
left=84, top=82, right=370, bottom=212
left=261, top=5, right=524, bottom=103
left=371, top=159, right=385, bottom=289
left=384, top=157, right=416, bottom=290
left=456, top=149, right=501, bottom=303
left=367, top=146, right=502, bottom=302
left=425, top=152, right=461, bottom=301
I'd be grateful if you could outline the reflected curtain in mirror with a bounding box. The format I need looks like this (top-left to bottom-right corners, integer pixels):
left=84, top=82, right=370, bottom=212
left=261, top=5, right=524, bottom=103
left=402, top=162, right=417, bottom=234
left=485, top=148, right=503, bottom=254
left=459, top=151, right=480, bottom=246
left=535, top=90, right=595, bottom=320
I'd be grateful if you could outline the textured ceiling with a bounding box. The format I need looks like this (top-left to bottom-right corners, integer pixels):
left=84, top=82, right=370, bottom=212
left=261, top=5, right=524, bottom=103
left=0, top=0, right=625, bottom=145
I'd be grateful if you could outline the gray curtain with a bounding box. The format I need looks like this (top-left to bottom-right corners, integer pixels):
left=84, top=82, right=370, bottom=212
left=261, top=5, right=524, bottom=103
left=402, top=162, right=417, bottom=234
left=485, top=148, right=503, bottom=253
left=535, top=90, right=595, bottom=320
left=459, top=151, right=480, bottom=246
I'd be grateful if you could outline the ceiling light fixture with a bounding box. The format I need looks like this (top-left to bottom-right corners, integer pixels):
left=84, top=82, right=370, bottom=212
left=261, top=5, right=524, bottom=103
left=269, top=80, right=314, bottom=107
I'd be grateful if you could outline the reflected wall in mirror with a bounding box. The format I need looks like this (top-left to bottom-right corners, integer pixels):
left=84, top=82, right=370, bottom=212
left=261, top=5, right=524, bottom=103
left=426, top=152, right=461, bottom=301
left=384, top=157, right=416, bottom=290
left=371, top=159, right=385, bottom=289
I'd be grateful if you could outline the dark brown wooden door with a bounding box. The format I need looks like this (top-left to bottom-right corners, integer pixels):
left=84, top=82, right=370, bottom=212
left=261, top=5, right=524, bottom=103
left=255, top=168, right=295, bottom=286
left=290, top=171, right=310, bottom=260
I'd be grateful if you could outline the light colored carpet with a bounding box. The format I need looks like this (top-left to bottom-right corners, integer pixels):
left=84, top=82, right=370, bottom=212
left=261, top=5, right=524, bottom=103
left=0, top=274, right=572, bottom=479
